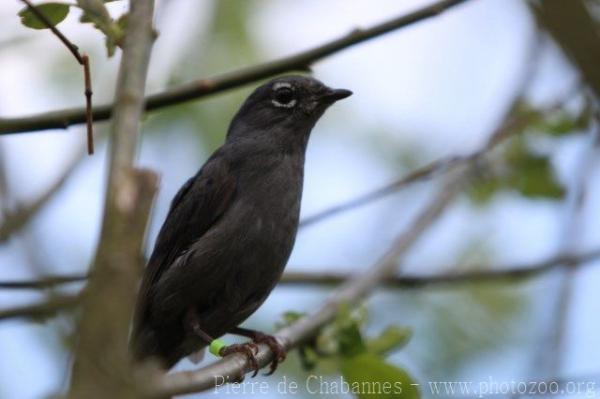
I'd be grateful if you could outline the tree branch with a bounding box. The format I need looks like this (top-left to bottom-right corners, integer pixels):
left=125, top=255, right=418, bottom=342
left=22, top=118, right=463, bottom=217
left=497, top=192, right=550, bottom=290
left=0, top=0, right=471, bottom=135
left=67, top=1, right=157, bottom=397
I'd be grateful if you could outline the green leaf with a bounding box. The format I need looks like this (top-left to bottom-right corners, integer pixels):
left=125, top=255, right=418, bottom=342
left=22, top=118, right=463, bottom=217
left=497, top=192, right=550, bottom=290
left=332, top=303, right=368, bottom=357
left=19, top=3, right=70, bottom=30
left=508, top=154, right=564, bottom=199
left=367, top=326, right=412, bottom=356
left=276, top=311, right=305, bottom=329
left=340, top=353, right=420, bottom=399
left=338, top=321, right=367, bottom=357
left=468, top=133, right=564, bottom=204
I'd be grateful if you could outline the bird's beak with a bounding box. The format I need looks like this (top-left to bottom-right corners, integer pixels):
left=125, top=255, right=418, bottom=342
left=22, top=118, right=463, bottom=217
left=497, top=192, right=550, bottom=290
left=318, top=88, right=353, bottom=103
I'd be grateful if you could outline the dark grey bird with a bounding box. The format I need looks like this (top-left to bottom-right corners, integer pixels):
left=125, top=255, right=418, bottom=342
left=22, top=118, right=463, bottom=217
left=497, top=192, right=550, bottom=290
left=130, top=75, right=352, bottom=373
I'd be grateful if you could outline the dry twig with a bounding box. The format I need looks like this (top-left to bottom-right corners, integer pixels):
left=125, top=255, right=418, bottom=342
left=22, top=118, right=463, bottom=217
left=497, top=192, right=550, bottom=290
left=18, top=0, right=94, bottom=153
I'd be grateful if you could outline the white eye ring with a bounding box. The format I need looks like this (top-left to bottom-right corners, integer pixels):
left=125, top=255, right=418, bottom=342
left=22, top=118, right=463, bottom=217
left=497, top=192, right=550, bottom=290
left=272, top=98, right=297, bottom=108
left=272, top=82, right=297, bottom=108
left=273, top=82, right=292, bottom=90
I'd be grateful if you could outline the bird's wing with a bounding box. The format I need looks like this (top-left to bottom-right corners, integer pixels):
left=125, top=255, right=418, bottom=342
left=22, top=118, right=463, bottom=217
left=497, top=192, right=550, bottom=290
left=133, top=151, right=236, bottom=332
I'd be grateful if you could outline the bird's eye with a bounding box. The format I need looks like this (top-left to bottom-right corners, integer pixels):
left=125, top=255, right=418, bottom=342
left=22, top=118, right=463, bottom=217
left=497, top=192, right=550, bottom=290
left=272, top=86, right=297, bottom=108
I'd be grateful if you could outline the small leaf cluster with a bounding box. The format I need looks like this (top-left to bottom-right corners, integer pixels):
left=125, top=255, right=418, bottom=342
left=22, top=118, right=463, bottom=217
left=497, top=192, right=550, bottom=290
left=18, top=0, right=127, bottom=56
left=468, top=100, right=592, bottom=204
left=278, top=306, right=419, bottom=399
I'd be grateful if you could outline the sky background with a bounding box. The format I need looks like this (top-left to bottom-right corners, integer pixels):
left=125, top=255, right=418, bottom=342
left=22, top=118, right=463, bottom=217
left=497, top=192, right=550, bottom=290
left=0, top=0, right=599, bottom=398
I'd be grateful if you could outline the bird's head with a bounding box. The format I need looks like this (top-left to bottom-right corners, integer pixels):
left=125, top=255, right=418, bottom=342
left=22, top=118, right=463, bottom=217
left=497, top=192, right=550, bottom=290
left=227, top=75, right=352, bottom=142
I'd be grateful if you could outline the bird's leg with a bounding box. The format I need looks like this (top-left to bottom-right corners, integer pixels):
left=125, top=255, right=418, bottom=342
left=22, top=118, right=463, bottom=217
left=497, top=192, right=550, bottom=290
left=183, top=308, right=214, bottom=343
left=184, top=309, right=260, bottom=376
left=229, top=327, right=286, bottom=375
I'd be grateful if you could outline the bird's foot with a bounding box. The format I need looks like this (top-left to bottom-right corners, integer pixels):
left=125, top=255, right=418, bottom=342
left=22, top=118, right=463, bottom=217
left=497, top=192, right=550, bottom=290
left=251, top=332, right=286, bottom=376
left=219, top=343, right=260, bottom=377
left=229, top=327, right=287, bottom=375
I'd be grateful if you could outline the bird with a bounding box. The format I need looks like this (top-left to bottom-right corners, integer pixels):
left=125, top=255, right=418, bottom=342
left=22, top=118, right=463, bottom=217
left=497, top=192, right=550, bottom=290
left=130, top=75, right=352, bottom=374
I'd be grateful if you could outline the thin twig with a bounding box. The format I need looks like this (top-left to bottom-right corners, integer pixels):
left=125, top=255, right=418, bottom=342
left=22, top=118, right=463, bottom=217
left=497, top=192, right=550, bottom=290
left=0, top=273, right=87, bottom=289
left=82, top=55, right=94, bottom=155
left=3, top=247, right=600, bottom=292
left=19, top=0, right=83, bottom=63
left=280, top=248, right=600, bottom=288
left=18, top=0, right=94, bottom=153
left=0, top=148, right=86, bottom=243
left=0, top=294, right=79, bottom=321
left=1, top=0, right=472, bottom=134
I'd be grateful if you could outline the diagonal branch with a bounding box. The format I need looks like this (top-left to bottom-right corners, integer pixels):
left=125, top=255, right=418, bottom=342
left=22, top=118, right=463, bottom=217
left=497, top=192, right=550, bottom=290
left=0, top=0, right=472, bottom=135
left=19, top=0, right=83, bottom=63
left=0, top=148, right=85, bottom=243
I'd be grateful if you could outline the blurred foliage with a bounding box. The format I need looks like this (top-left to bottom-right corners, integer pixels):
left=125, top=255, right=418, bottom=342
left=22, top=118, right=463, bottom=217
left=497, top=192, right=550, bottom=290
left=341, top=354, right=419, bottom=399
left=467, top=99, right=594, bottom=205
left=77, top=0, right=127, bottom=56
left=278, top=305, right=419, bottom=399
left=523, top=99, right=593, bottom=137
left=416, top=283, right=526, bottom=378
left=404, top=238, right=528, bottom=379
left=469, top=135, right=564, bottom=203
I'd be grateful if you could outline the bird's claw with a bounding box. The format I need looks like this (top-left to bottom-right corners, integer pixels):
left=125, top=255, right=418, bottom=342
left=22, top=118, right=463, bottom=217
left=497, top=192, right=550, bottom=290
left=252, top=333, right=286, bottom=376
left=219, top=343, right=260, bottom=377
